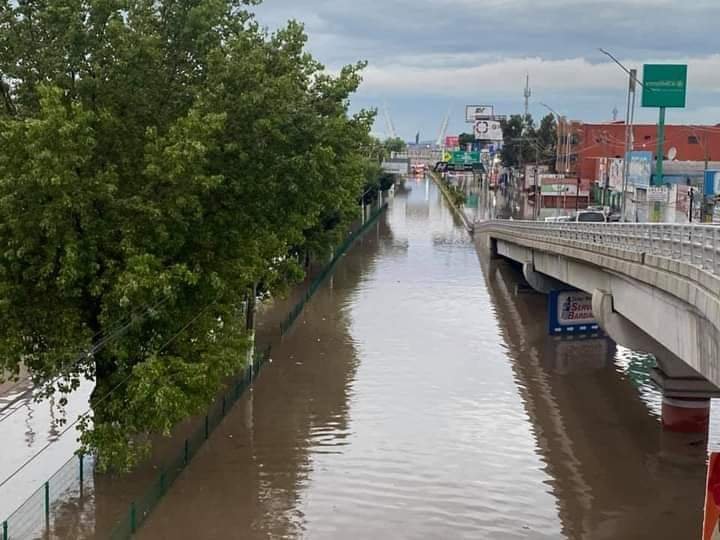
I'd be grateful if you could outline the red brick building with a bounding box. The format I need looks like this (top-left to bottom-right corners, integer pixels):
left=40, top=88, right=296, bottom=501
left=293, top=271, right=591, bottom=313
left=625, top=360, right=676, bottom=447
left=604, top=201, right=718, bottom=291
left=556, top=121, right=720, bottom=183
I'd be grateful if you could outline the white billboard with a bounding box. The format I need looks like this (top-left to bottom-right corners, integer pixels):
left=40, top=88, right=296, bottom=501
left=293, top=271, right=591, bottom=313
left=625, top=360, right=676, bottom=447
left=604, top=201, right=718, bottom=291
left=466, top=105, right=495, bottom=122
left=474, top=120, right=503, bottom=141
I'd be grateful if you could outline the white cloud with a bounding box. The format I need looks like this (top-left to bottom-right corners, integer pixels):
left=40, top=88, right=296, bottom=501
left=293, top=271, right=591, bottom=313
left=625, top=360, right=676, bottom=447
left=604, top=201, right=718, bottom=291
left=360, top=54, right=720, bottom=95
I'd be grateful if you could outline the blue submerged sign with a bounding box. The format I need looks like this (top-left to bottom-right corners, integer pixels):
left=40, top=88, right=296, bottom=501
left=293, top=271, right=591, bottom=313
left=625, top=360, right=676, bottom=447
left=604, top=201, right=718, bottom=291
left=548, top=289, right=601, bottom=336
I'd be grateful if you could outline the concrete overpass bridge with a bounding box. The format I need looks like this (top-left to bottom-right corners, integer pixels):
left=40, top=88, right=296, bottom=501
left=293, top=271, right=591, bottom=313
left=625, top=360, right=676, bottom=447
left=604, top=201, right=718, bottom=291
left=477, top=220, right=720, bottom=431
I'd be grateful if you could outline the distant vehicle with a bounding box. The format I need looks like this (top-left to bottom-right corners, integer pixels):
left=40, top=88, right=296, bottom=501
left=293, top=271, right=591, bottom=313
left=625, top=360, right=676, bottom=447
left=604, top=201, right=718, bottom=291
left=544, top=216, right=572, bottom=223
left=575, top=210, right=607, bottom=223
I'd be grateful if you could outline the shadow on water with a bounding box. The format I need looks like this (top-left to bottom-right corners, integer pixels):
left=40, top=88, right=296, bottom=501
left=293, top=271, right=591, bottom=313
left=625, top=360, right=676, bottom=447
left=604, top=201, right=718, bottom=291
left=476, top=245, right=707, bottom=540
left=133, top=213, right=394, bottom=539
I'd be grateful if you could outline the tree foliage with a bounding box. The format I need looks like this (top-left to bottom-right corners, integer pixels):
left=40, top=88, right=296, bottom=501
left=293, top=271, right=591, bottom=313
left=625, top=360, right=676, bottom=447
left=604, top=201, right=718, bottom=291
left=383, top=137, right=406, bottom=154
left=458, top=133, right=475, bottom=147
left=499, top=113, right=557, bottom=170
left=0, top=0, right=373, bottom=470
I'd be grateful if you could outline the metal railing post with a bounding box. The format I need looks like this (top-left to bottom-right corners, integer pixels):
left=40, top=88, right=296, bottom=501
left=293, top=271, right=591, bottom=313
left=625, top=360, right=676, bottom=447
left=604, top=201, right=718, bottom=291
left=44, top=481, right=50, bottom=531
left=79, top=453, right=84, bottom=497
left=130, top=501, right=137, bottom=533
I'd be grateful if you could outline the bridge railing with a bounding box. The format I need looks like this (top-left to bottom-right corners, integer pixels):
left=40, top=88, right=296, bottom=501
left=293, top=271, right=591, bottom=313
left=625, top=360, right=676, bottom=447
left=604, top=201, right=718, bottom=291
left=486, top=221, right=720, bottom=277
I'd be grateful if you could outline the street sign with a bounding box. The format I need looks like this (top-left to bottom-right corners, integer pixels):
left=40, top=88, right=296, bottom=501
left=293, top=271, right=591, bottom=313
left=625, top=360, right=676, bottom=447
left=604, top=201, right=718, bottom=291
left=473, top=120, right=503, bottom=141
left=450, top=150, right=480, bottom=165
left=647, top=186, right=669, bottom=203
left=642, top=64, right=688, bottom=108
left=465, top=105, right=494, bottom=123
left=548, top=290, right=600, bottom=335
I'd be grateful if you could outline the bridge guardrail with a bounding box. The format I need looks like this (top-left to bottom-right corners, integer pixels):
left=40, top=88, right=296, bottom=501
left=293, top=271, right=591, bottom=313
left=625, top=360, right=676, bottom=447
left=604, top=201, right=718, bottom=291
left=483, top=221, right=720, bottom=278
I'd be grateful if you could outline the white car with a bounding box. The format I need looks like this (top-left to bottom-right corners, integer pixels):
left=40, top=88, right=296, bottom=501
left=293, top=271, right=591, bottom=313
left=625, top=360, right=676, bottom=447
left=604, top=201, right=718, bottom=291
left=574, top=210, right=607, bottom=223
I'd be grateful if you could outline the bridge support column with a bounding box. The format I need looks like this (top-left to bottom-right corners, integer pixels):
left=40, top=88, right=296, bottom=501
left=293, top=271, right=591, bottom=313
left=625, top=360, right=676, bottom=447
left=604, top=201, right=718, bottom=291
left=592, top=289, right=720, bottom=433
left=522, top=263, right=566, bottom=294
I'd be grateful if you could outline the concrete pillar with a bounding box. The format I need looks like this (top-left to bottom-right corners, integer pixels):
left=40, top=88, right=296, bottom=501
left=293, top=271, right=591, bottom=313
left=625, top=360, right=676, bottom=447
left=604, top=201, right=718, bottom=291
left=593, top=289, right=720, bottom=433
left=522, top=263, right=566, bottom=294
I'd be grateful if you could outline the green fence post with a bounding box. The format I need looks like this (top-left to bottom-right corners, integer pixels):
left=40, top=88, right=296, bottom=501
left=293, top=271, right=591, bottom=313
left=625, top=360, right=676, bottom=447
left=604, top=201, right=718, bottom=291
left=44, top=481, right=50, bottom=531
left=79, top=453, right=84, bottom=497
left=130, top=501, right=137, bottom=533
left=160, top=470, right=167, bottom=496
left=204, top=414, right=209, bottom=440
left=222, top=395, right=226, bottom=417
left=3, top=520, right=7, bottom=540
left=184, top=439, right=189, bottom=465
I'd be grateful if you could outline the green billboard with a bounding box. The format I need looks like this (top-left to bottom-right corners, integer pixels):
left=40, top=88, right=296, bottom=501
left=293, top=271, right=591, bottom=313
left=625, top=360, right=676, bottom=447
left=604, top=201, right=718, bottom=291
left=642, top=64, right=687, bottom=108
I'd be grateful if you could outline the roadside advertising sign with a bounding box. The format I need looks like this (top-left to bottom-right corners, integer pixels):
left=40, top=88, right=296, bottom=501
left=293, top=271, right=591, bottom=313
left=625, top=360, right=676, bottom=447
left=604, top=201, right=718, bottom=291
left=548, top=290, right=600, bottom=336
left=702, top=401, right=720, bottom=539
left=473, top=120, right=503, bottom=141
left=627, top=151, right=653, bottom=187
left=642, top=64, right=688, bottom=108
left=609, top=158, right=624, bottom=189
left=541, top=184, right=577, bottom=196
left=647, top=186, right=669, bottom=203
left=445, top=136, right=459, bottom=148
left=465, top=105, right=494, bottom=122
left=539, top=174, right=567, bottom=185
left=705, top=170, right=720, bottom=196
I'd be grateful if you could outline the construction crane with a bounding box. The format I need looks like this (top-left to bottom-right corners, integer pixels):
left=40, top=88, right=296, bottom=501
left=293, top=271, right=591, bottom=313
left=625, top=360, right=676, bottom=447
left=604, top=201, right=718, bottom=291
left=435, top=108, right=451, bottom=147
left=382, top=103, right=397, bottom=139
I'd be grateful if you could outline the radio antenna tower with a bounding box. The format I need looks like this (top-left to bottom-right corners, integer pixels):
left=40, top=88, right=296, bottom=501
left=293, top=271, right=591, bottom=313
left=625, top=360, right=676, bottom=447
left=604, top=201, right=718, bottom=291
left=524, top=74, right=531, bottom=119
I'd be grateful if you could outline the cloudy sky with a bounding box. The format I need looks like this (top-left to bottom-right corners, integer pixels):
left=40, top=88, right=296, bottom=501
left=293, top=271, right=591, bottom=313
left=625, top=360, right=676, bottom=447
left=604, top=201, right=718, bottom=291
left=253, top=0, right=720, bottom=141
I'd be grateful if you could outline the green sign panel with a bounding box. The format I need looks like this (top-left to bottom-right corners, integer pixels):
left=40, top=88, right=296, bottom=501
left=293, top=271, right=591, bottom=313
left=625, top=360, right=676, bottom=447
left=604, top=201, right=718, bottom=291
left=450, top=151, right=480, bottom=165
left=642, top=64, right=687, bottom=108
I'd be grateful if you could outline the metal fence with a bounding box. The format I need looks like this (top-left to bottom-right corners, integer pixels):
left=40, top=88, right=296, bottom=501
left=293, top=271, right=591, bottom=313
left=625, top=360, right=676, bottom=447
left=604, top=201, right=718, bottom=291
left=487, top=220, right=720, bottom=277
left=2, top=454, right=94, bottom=540
left=108, top=345, right=271, bottom=539
left=280, top=200, right=389, bottom=336
left=2, top=195, right=391, bottom=540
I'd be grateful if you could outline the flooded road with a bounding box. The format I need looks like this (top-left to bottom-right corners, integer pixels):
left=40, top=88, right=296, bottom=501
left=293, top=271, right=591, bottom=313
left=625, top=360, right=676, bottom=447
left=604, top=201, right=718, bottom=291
left=128, top=177, right=707, bottom=539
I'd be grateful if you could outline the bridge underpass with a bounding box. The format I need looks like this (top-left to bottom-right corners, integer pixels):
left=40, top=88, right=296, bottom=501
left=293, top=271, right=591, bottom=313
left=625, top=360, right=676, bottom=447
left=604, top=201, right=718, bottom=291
left=479, top=252, right=707, bottom=539
left=478, top=220, right=720, bottom=433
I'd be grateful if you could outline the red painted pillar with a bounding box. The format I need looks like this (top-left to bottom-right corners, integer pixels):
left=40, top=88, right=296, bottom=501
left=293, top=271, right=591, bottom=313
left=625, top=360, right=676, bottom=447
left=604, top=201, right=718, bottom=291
left=704, top=452, right=720, bottom=539
left=661, top=397, right=710, bottom=433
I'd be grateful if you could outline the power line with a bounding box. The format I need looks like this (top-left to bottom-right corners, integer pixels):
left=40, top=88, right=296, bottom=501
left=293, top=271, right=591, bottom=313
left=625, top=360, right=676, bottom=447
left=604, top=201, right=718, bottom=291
left=0, top=296, right=170, bottom=424
left=0, top=298, right=219, bottom=491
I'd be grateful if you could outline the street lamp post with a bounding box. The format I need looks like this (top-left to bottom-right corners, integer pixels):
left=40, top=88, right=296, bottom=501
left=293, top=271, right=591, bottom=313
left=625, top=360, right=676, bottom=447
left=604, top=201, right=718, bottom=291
left=599, top=48, right=638, bottom=222
left=539, top=102, right=568, bottom=176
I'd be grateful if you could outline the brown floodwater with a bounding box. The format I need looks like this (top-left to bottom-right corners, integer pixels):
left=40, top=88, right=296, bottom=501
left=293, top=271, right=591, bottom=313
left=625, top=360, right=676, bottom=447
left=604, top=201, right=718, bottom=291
left=126, top=177, right=705, bottom=538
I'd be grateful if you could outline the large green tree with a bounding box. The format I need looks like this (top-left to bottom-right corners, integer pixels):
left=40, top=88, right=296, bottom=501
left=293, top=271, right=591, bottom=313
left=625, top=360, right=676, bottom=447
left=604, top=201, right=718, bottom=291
left=0, top=0, right=373, bottom=470
left=499, top=113, right=557, bottom=170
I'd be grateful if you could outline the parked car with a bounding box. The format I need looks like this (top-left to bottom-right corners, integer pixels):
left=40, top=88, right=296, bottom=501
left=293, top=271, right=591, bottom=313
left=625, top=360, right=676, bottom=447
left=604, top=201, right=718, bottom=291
left=574, top=210, right=607, bottom=222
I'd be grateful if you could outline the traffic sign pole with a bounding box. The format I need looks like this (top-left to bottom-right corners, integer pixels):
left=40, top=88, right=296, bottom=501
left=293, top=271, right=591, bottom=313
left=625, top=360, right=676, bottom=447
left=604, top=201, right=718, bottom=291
left=652, top=107, right=666, bottom=222
left=655, top=106, right=666, bottom=187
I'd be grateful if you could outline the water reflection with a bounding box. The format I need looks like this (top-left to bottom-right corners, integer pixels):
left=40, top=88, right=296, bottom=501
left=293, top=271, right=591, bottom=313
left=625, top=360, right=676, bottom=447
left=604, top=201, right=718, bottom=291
left=125, top=179, right=708, bottom=540
left=479, top=253, right=706, bottom=539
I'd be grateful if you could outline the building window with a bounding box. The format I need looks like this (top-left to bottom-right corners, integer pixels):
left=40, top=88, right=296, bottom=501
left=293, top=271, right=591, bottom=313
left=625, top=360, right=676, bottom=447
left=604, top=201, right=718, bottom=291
left=688, top=135, right=699, bottom=144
